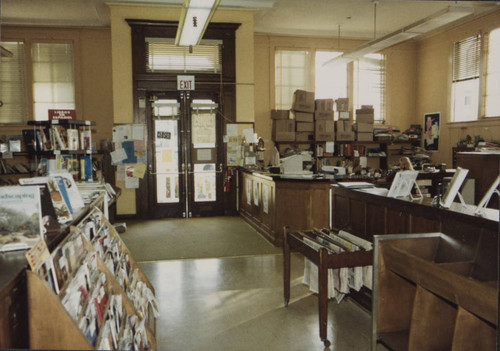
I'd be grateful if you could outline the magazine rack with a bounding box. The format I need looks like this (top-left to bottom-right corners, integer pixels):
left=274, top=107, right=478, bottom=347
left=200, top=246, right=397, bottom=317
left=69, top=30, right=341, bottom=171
left=282, top=227, right=373, bottom=347
left=27, top=209, right=156, bottom=350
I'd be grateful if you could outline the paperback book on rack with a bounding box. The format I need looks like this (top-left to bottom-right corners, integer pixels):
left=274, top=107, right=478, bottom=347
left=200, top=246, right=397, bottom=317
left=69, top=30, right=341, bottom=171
left=0, top=185, right=43, bottom=252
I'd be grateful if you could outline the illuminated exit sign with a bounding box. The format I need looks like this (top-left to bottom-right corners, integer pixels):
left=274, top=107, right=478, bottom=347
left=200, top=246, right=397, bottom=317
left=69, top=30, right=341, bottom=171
left=177, top=75, right=195, bottom=90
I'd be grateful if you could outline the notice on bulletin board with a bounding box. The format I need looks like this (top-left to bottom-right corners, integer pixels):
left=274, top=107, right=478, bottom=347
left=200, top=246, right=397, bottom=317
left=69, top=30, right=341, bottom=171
left=225, top=123, right=254, bottom=167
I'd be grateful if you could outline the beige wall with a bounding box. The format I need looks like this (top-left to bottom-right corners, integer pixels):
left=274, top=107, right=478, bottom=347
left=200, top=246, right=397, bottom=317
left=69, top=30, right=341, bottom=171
left=108, top=4, right=255, bottom=214
left=1, top=26, right=113, bottom=145
left=415, top=8, right=500, bottom=166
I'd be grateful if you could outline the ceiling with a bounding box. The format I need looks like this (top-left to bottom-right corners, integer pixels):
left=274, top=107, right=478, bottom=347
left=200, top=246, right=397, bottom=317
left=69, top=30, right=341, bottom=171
left=1, top=0, right=499, bottom=40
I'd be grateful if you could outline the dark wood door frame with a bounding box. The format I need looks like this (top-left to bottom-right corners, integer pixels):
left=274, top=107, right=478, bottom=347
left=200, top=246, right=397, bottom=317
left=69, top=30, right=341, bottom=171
left=127, top=19, right=240, bottom=219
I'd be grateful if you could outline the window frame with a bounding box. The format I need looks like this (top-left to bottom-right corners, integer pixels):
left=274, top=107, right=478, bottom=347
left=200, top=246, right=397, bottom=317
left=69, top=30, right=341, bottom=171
left=483, top=27, right=500, bottom=118
left=451, top=34, right=481, bottom=123
left=31, top=40, right=76, bottom=121
left=273, top=47, right=313, bottom=110
left=353, top=53, right=386, bottom=124
left=450, top=28, right=500, bottom=123
left=0, top=33, right=80, bottom=124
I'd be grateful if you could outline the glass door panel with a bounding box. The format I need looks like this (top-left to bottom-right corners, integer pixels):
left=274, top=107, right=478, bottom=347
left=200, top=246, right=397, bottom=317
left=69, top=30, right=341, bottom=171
left=155, top=119, right=179, bottom=203
left=194, top=163, right=216, bottom=202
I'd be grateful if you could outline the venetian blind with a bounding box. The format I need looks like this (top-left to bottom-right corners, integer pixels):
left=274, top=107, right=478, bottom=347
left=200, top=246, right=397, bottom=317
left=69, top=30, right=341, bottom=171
left=354, top=53, right=386, bottom=123
left=32, top=42, right=75, bottom=121
left=145, top=38, right=222, bottom=73
left=0, top=41, right=27, bottom=123
left=275, top=49, right=311, bottom=110
left=453, top=35, right=480, bottom=82
left=486, top=29, right=500, bottom=117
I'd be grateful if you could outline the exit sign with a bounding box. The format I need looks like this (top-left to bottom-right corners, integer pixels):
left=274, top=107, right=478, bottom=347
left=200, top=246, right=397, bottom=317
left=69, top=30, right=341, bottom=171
left=177, top=75, right=195, bottom=90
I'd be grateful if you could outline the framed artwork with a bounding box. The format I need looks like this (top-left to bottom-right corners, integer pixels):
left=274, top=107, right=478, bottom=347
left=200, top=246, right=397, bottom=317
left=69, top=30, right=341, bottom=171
left=424, top=112, right=440, bottom=151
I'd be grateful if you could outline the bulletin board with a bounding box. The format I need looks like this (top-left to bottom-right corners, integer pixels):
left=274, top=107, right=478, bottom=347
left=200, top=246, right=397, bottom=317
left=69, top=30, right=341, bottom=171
left=225, top=122, right=254, bottom=166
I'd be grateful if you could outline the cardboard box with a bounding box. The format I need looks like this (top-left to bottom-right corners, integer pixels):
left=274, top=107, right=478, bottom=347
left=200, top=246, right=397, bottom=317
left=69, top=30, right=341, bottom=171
left=336, top=111, right=350, bottom=120
left=335, top=120, right=352, bottom=133
left=336, top=131, right=355, bottom=141
left=352, top=123, right=373, bottom=133
left=315, top=120, right=335, bottom=141
left=356, top=114, right=374, bottom=124
left=295, top=132, right=314, bottom=142
left=335, top=98, right=349, bottom=112
left=356, top=109, right=375, bottom=123
left=273, top=120, right=295, bottom=142
left=291, top=111, right=314, bottom=122
left=315, top=99, right=334, bottom=111
left=271, top=109, right=290, bottom=120
left=356, top=132, right=373, bottom=142
left=296, top=122, right=314, bottom=132
left=314, top=111, right=334, bottom=120
left=292, top=90, right=315, bottom=113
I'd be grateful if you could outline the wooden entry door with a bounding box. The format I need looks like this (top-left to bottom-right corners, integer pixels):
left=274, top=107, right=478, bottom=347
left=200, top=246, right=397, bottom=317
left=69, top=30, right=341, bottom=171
left=147, top=91, right=224, bottom=218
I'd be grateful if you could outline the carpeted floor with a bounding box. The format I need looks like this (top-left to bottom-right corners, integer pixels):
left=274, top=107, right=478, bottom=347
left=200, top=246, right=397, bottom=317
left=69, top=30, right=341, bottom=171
left=119, top=216, right=281, bottom=262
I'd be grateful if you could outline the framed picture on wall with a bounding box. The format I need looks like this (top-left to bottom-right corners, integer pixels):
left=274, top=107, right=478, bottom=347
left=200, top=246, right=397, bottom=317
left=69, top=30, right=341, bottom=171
left=424, top=112, right=440, bottom=151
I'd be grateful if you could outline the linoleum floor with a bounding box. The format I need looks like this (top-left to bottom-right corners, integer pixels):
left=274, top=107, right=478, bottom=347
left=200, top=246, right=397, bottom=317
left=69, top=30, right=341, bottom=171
left=128, top=217, right=384, bottom=351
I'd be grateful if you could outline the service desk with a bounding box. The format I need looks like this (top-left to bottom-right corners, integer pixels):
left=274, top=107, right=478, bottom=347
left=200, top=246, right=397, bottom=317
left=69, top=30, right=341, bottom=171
left=330, top=186, right=499, bottom=350
left=239, top=170, right=335, bottom=246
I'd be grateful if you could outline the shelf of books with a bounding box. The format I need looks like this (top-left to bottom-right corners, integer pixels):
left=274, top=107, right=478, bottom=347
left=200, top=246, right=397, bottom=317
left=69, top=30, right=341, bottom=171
left=26, top=206, right=158, bottom=350
left=25, top=120, right=96, bottom=181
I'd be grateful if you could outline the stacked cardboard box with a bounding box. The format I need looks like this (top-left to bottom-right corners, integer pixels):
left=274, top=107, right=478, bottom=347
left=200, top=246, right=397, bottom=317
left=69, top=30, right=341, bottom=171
left=271, top=109, right=290, bottom=120
left=292, top=90, right=315, bottom=113
left=290, top=90, right=315, bottom=142
left=355, top=106, right=374, bottom=141
left=335, top=120, right=354, bottom=141
left=335, top=98, right=350, bottom=120
left=272, top=119, right=295, bottom=142
left=314, top=98, right=334, bottom=141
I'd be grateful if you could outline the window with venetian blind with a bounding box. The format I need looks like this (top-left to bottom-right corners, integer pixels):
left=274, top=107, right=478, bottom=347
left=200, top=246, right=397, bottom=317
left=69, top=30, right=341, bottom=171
left=315, top=51, right=347, bottom=103
left=452, top=35, right=481, bottom=122
left=275, top=49, right=311, bottom=110
left=353, top=53, right=386, bottom=123
left=145, top=38, right=222, bottom=73
left=485, top=28, right=500, bottom=118
left=0, top=41, right=27, bottom=123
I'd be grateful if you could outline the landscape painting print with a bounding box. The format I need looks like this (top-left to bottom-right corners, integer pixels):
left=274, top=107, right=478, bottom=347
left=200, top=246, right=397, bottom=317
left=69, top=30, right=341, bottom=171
left=0, top=186, right=43, bottom=252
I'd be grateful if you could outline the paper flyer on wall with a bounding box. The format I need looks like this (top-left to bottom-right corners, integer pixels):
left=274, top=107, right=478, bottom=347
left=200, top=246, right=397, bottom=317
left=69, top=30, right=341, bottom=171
left=0, top=185, right=43, bottom=252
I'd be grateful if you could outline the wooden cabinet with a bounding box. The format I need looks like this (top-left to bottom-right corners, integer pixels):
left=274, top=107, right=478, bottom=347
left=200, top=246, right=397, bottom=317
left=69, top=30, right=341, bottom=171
left=239, top=170, right=332, bottom=246
left=374, top=233, right=497, bottom=350
left=456, top=151, right=500, bottom=209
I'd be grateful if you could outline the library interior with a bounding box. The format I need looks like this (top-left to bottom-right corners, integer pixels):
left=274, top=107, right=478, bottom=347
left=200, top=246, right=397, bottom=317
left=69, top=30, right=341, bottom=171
left=1, top=1, right=500, bottom=350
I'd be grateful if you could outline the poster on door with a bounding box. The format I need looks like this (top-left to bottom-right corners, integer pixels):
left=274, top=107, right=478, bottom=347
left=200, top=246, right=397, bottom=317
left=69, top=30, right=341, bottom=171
left=192, top=112, right=216, bottom=148
left=194, top=164, right=216, bottom=202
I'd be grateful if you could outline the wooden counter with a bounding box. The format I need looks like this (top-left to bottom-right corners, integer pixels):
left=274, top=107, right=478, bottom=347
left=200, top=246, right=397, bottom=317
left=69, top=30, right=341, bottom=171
left=238, top=171, right=334, bottom=246
left=329, top=186, right=499, bottom=350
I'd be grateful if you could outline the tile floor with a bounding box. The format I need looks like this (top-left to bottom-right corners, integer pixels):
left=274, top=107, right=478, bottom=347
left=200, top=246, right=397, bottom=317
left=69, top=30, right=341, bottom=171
left=139, top=253, right=387, bottom=351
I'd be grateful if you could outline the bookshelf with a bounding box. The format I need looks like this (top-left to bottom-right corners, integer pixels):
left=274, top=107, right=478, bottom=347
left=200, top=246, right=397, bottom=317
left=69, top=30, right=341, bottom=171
left=26, top=119, right=97, bottom=181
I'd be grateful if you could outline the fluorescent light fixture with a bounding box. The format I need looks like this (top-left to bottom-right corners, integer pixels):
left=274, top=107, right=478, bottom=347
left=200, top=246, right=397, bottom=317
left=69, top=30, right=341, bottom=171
left=175, top=0, right=221, bottom=47
left=324, top=5, right=474, bottom=66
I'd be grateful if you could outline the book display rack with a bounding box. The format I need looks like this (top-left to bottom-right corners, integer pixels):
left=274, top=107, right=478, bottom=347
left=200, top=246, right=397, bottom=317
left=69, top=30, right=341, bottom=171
left=282, top=227, right=373, bottom=347
left=26, top=206, right=157, bottom=350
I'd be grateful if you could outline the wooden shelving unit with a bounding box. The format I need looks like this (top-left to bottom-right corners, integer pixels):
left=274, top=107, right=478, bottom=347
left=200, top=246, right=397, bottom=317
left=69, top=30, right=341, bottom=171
left=373, top=233, right=497, bottom=350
